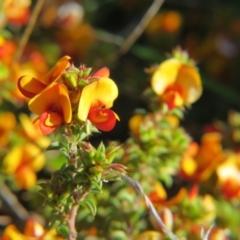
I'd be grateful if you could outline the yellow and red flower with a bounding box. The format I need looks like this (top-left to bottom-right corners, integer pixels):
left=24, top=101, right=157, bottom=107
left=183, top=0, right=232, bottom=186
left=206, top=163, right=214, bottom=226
left=78, top=68, right=119, bottom=131
left=1, top=0, right=31, bottom=28
left=216, top=153, right=240, bottom=200
left=151, top=50, right=202, bottom=109
left=3, top=143, right=45, bottom=189
left=17, top=56, right=72, bottom=134
left=17, top=56, right=119, bottom=133
left=29, top=82, right=72, bottom=134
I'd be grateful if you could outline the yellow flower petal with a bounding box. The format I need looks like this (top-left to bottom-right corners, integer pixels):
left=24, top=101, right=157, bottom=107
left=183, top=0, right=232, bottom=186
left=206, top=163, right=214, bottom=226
left=175, top=64, right=202, bottom=104
left=78, top=77, right=118, bottom=121
left=23, top=143, right=45, bottom=171
left=181, top=157, right=197, bottom=176
left=135, top=231, right=163, bottom=240
left=1, top=224, right=25, bottom=240
left=3, top=146, right=23, bottom=173
left=151, top=59, right=181, bottom=95
left=0, top=112, right=16, bottom=147
left=0, top=112, right=16, bottom=130
left=153, top=182, right=167, bottom=200
left=128, top=114, right=144, bottom=135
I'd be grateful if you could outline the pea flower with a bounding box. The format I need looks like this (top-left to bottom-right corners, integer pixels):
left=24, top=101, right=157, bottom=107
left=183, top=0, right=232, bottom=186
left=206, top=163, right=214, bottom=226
left=78, top=68, right=119, bottom=131
left=3, top=143, right=45, bottom=189
left=28, top=82, right=72, bottom=134
left=180, top=133, right=226, bottom=181
left=0, top=218, right=63, bottom=240
left=151, top=50, right=202, bottom=109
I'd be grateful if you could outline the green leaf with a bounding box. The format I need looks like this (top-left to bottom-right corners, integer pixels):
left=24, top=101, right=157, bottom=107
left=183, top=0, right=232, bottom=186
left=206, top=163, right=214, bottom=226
left=46, top=142, right=65, bottom=151
left=57, top=225, right=70, bottom=238
left=131, top=44, right=165, bottom=62
left=79, top=198, right=97, bottom=217
left=90, top=180, right=102, bottom=194
left=110, top=230, right=127, bottom=240
left=73, top=172, right=88, bottom=183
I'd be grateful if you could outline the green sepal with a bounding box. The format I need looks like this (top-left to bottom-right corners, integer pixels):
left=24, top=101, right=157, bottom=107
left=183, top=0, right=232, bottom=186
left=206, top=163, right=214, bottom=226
left=83, top=67, right=92, bottom=77
left=64, top=72, right=77, bottom=88
left=78, top=78, right=88, bottom=88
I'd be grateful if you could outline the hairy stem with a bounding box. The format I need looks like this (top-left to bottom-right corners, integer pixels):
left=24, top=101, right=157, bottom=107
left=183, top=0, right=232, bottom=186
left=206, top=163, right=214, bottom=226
left=67, top=189, right=89, bottom=240
left=67, top=202, right=79, bottom=240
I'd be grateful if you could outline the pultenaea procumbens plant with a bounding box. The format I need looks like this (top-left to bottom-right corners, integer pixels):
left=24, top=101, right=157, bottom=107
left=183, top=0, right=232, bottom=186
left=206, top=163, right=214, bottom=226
left=17, top=56, right=124, bottom=239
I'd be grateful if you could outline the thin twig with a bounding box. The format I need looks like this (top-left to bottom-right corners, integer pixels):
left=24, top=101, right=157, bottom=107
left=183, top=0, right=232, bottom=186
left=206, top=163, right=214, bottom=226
left=13, top=0, right=45, bottom=63
left=118, top=0, right=164, bottom=56
left=111, top=170, right=179, bottom=240
left=101, top=0, right=164, bottom=65
left=0, top=183, right=29, bottom=220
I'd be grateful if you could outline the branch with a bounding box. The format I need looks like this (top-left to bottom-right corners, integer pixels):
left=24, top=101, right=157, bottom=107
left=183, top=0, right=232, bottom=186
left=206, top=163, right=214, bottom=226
left=67, top=202, right=79, bottom=240
left=13, top=0, right=45, bottom=63
left=111, top=170, right=179, bottom=240
left=118, top=0, right=164, bottom=56
left=67, top=188, right=90, bottom=240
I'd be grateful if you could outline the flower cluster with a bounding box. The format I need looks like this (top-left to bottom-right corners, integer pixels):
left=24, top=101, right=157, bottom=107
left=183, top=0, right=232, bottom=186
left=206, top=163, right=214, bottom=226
left=0, top=218, right=63, bottom=240
left=18, top=56, right=119, bottom=134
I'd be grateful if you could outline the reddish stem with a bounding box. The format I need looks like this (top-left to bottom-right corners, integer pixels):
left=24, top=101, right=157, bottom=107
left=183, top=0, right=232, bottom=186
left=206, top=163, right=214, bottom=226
left=67, top=203, right=79, bottom=240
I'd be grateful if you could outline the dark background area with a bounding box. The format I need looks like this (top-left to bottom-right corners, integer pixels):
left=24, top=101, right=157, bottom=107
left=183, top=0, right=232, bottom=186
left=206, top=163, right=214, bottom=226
left=75, top=0, right=240, bottom=143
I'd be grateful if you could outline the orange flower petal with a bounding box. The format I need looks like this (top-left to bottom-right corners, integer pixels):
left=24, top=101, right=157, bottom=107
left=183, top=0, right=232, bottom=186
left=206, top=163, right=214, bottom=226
left=24, top=218, right=44, bottom=237
left=15, top=166, right=37, bottom=189
left=78, top=77, right=118, bottom=121
left=88, top=108, right=117, bottom=131
left=42, top=55, right=71, bottom=85
left=18, top=75, right=46, bottom=98
left=29, top=82, right=72, bottom=123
